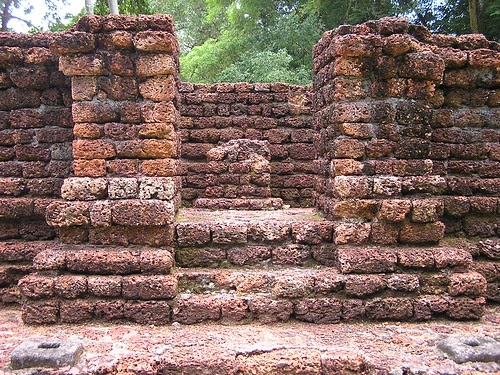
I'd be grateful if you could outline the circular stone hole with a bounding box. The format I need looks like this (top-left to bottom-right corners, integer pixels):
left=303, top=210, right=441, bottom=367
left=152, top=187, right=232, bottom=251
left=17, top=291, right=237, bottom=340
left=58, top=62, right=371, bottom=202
left=463, top=338, right=481, bottom=347
left=38, top=342, right=61, bottom=349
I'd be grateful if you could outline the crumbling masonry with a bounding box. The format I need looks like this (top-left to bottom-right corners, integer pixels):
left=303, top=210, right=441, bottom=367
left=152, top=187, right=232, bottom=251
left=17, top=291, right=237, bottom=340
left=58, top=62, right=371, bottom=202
left=0, top=15, right=498, bottom=324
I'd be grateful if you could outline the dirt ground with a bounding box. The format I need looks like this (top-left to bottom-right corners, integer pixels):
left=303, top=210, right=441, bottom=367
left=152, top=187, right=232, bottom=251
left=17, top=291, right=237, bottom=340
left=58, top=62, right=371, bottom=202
left=0, top=304, right=499, bottom=375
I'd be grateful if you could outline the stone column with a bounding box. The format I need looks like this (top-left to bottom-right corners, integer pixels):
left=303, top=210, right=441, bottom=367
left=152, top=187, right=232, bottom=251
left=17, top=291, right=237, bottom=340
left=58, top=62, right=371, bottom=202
left=46, top=15, right=181, bottom=246
left=313, top=17, right=446, bottom=246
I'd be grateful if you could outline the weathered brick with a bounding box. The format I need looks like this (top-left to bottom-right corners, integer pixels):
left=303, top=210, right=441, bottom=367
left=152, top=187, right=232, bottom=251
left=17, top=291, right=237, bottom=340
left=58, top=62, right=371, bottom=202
left=449, top=272, right=487, bottom=297
left=71, top=76, right=98, bottom=101
left=66, top=249, right=140, bottom=274
left=124, top=300, right=171, bottom=324
left=45, top=201, right=89, bottom=227
left=139, top=76, right=175, bottom=102
left=140, top=159, right=177, bottom=176
left=72, top=101, right=119, bottom=123
left=134, top=31, right=178, bottom=52
left=337, top=247, right=396, bottom=274
left=291, top=221, right=333, bottom=244
left=136, top=54, right=176, bottom=77
left=59, top=54, right=104, bottom=76
left=111, top=200, right=175, bottom=226
left=411, top=199, right=443, bottom=223
left=176, top=223, right=211, bottom=246
left=345, top=275, right=386, bottom=296
left=333, top=176, right=372, bottom=198
left=333, top=222, right=371, bottom=245
left=73, top=159, right=106, bottom=177
left=248, top=296, right=293, bottom=323
left=399, top=222, right=445, bottom=244
left=366, top=298, right=413, bottom=320
left=122, top=275, right=177, bottom=300
left=50, top=31, right=95, bottom=54
left=377, top=199, right=411, bottom=222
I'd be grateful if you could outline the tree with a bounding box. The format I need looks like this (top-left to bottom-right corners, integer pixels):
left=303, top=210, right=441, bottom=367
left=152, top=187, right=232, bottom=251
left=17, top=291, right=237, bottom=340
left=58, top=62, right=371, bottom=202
left=1, top=0, right=71, bottom=32
left=414, top=0, right=499, bottom=41
left=85, top=0, right=93, bottom=15
left=150, top=0, right=220, bottom=51
left=156, top=0, right=323, bottom=84
left=307, top=0, right=415, bottom=30
left=1, top=0, right=35, bottom=31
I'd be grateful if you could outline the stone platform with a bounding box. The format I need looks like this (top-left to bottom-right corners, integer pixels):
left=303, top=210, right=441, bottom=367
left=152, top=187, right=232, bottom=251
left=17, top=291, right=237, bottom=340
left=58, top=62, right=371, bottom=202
left=16, top=208, right=489, bottom=325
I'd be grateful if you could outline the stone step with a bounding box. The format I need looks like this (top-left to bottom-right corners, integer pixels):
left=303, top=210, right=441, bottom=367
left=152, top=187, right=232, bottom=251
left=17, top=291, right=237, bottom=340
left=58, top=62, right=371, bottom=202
left=0, top=241, right=55, bottom=262
left=19, top=267, right=487, bottom=324
left=471, top=260, right=500, bottom=303
left=176, top=242, right=473, bottom=273
left=0, top=241, right=57, bottom=305
left=21, top=293, right=486, bottom=325
left=175, top=207, right=333, bottom=246
left=32, top=244, right=174, bottom=275
left=193, top=197, right=283, bottom=210
left=19, top=267, right=487, bottom=302
left=176, top=267, right=486, bottom=300
left=174, top=208, right=475, bottom=271
left=175, top=207, right=333, bottom=267
left=0, top=198, right=53, bottom=220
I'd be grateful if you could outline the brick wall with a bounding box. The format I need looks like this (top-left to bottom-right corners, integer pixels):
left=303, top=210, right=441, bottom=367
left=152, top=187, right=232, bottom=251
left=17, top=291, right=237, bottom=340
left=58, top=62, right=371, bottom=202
left=313, top=17, right=499, bottom=246
left=0, top=33, right=72, bottom=241
left=44, top=14, right=182, bottom=247
left=179, top=82, right=316, bottom=207
left=0, top=33, right=72, bottom=303
left=0, top=17, right=498, bottom=307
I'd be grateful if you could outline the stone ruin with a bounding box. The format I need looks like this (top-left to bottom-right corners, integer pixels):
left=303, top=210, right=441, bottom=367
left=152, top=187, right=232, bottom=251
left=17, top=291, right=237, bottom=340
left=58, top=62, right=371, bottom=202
left=194, top=139, right=283, bottom=210
left=0, top=15, right=498, bottom=325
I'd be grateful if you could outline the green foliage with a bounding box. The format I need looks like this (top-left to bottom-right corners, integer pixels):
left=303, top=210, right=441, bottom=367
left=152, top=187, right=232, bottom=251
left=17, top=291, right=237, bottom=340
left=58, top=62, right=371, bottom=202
left=218, top=49, right=311, bottom=83
left=7, top=0, right=497, bottom=84
left=176, top=0, right=323, bottom=84
left=150, top=0, right=220, bottom=50
left=483, top=0, right=500, bottom=40
left=94, top=0, right=152, bottom=15
left=310, top=0, right=414, bottom=30
left=409, top=0, right=499, bottom=41
left=432, top=0, right=470, bottom=35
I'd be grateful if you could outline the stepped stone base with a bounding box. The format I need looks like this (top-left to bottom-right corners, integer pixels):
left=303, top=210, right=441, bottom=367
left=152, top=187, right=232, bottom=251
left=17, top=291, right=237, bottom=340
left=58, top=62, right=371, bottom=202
left=20, top=264, right=486, bottom=324
left=18, top=209, right=492, bottom=325
left=193, top=197, right=283, bottom=210
left=0, top=241, right=57, bottom=305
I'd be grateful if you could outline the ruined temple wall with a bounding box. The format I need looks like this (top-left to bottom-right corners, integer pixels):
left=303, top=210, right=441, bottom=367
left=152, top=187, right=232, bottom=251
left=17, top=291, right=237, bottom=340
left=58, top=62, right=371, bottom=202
left=0, top=34, right=72, bottom=303
left=179, top=82, right=316, bottom=207
left=44, top=15, right=183, bottom=247
left=0, top=33, right=73, bottom=242
left=312, top=17, right=499, bottom=246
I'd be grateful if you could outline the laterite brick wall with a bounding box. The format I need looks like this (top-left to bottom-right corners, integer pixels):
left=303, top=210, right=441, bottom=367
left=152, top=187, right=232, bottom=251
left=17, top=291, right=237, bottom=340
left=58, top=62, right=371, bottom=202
left=0, top=16, right=498, bottom=307
left=0, top=33, right=72, bottom=241
left=0, top=33, right=72, bottom=303
left=179, top=82, right=315, bottom=207
left=313, top=17, right=499, bottom=246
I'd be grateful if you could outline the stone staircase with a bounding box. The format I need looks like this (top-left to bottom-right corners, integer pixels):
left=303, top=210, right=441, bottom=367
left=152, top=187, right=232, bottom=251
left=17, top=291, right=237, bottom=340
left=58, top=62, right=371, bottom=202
left=18, top=207, right=487, bottom=325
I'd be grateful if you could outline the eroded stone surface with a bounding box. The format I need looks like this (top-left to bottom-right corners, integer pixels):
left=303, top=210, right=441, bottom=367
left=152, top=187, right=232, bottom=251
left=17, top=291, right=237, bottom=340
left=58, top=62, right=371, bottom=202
left=437, top=335, right=500, bottom=364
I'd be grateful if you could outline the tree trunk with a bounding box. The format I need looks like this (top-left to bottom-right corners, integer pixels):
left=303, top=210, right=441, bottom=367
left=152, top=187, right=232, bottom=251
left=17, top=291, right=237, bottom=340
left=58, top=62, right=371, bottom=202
left=469, top=0, right=479, bottom=33
left=85, top=0, right=94, bottom=15
left=108, top=0, right=119, bottom=14
left=1, top=0, right=13, bottom=31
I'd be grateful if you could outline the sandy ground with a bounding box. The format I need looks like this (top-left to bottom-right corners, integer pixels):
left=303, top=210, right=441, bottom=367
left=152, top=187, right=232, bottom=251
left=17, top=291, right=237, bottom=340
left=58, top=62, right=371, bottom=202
left=0, top=305, right=499, bottom=374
